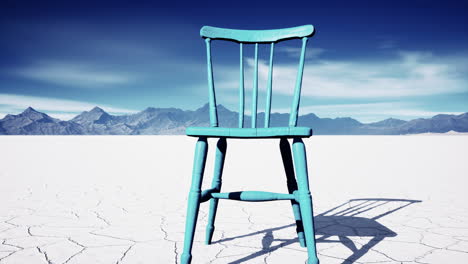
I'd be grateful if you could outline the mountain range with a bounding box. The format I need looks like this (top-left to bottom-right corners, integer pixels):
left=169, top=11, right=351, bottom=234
left=1, top=104, right=467, bottom=135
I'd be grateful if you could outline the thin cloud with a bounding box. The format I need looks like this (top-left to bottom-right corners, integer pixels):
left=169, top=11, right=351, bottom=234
left=212, top=51, right=467, bottom=122
left=12, top=61, right=135, bottom=88
left=220, top=51, right=468, bottom=98
left=0, top=94, right=137, bottom=120
left=277, top=46, right=326, bottom=59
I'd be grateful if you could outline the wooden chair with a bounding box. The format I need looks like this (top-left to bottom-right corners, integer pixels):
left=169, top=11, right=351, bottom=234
left=181, top=25, right=319, bottom=264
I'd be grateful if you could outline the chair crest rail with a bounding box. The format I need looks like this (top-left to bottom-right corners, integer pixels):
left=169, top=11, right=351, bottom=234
left=200, top=25, right=315, bottom=43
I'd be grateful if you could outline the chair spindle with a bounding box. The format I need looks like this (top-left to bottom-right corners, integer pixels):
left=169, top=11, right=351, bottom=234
left=264, top=42, right=274, bottom=128
left=239, top=43, right=244, bottom=128
left=251, top=43, right=259, bottom=128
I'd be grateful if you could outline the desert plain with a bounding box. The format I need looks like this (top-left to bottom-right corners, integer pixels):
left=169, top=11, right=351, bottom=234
left=0, top=135, right=467, bottom=263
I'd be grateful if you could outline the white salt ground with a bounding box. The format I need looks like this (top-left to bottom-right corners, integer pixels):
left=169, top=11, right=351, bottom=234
left=0, top=135, right=467, bottom=263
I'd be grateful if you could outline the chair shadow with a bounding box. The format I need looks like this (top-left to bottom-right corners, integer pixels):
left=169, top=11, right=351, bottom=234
left=212, top=198, right=422, bottom=264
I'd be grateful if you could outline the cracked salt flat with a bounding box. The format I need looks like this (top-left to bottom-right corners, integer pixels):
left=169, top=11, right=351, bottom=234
left=1, top=136, right=467, bottom=263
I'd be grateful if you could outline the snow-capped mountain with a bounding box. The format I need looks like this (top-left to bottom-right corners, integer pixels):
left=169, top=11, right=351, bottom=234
left=1, top=105, right=467, bottom=135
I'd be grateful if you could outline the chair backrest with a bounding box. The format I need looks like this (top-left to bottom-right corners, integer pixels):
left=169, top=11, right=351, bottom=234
left=201, top=25, right=315, bottom=128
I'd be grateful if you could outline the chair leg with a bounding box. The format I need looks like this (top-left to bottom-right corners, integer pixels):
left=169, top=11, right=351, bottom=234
left=205, top=138, right=227, bottom=244
left=292, top=138, right=319, bottom=264
left=279, top=138, right=306, bottom=248
left=181, top=137, right=209, bottom=264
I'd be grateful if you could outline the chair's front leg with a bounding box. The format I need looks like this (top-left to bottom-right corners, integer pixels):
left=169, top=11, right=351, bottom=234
left=292, top=138, right=319, bottom=264
left=181, top=137, right=209, bottom=264
left=279, top=138, right=306, bottom=247
left=206, top=137, right=227, bottom=244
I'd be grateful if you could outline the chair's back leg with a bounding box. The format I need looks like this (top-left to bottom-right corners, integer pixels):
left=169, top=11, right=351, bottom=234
left=206, top=138, right=227, bottom=244
left=279, top=138, right=306, bottom=247
left=292, top=138, right=319, bottom=264
left=181, top=137, right=209, bottom=264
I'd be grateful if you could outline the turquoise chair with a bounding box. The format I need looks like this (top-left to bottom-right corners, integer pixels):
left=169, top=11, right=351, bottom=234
left=181, top=25, right=319, bottom=264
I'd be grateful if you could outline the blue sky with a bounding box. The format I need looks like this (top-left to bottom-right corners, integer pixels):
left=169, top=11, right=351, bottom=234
left=0, top=0, right=467, bottom=122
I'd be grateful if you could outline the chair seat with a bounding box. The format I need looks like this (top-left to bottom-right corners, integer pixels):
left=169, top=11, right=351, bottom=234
left=186, top=126, right=312, bottom=138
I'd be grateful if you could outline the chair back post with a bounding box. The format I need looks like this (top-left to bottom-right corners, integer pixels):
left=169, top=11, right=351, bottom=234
left=289, top=37, right=308, bottom=127
left=205, top=38, right=218, bottom=127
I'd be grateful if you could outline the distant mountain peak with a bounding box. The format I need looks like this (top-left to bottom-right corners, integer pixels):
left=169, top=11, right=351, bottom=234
left=0, top=107, right=59, bottom=133
left=20, top=106, right=53, bottom=121
left=143, top=107, right=157, bottom=112
left=90, top=106, right=105, bottom=113
left=196, top=103, right=229, bottom=112
left=217, top=104, right=230, bottom=112
left=22, top=106, right=40, bottom=114
left=72, top=107, right=111, bottom=124
left=196, top=103, right=210, bottom=112
left=433, top=114, right=452, bottom=119
left=367, top=117, right=406, bottom=128
left=84, top=107, right=109, bottom=117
